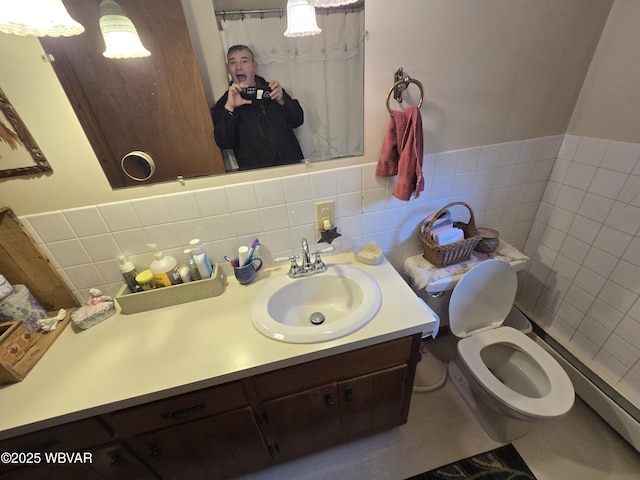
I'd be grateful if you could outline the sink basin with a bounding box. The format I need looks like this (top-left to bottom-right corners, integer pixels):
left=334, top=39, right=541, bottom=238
left=250, top=264, right=382, bottom=343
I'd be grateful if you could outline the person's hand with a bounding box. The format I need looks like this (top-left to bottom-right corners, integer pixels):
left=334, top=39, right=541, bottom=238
left=268, top=80, right=286, bottom=106
left=225, top=83, right=251, bottom=112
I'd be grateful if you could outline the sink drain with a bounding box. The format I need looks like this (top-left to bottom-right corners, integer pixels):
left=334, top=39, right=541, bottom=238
left=310, top=312, right=325, bottom=325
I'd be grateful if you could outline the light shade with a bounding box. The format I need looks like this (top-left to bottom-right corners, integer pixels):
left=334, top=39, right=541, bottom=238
left=308, top=0, right=359, bottom=7
left=100, top=0, right=150, bottom=59
left=0, top=0, right=85, bottom=37
left=284, top=0, right=321, bottom=38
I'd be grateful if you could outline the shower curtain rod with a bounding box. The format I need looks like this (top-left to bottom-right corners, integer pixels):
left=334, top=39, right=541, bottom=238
left=215, top=4, right=363, bottom=18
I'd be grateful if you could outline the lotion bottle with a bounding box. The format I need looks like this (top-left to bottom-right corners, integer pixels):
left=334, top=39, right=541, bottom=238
left=148, top=244, right=182, bottom=287
left=184, top=248, right=202, bottom=281
left=189, top=239, right=213, bottom=279
left=118, top=255, right=142, bottom=293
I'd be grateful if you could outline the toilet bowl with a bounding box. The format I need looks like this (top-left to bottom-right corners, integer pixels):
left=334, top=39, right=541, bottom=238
left=447, top=259, right=574, bottom=442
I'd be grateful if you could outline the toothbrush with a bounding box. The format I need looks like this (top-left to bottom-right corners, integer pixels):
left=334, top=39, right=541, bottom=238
left=224, top=256, right=239, bottom=267
left=245, top=238, right=260, bottom=265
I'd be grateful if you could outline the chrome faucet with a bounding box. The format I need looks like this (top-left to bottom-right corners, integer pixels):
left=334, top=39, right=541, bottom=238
left=301, top=237, right=311, bottom=272
left=273, top=238, right=334, bottom=278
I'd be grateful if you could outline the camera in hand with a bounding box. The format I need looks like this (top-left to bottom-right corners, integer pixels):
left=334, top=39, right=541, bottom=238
left=240, top=86, right=271, bottom=100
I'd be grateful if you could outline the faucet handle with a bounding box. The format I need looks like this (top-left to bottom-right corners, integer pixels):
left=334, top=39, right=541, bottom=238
left=274, top=255, right=297, bottom=263
left=311, top=245, right=334, bottom=272
left=274, top=255, right=301, bottom=277
left=289, top=256, right=301, bottom=276
left=313, top=251, right=326, bottom=272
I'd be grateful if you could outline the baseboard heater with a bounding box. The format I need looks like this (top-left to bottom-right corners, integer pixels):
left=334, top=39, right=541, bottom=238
left=521, top=308, right=640, bottom=453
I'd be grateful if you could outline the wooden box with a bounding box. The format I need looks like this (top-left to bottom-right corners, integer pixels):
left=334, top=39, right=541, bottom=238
left=0, top=312, right=71, bottom=385
left=0, top=206, right=78, bottom=312
left=115, top=264, right=226, bottom=315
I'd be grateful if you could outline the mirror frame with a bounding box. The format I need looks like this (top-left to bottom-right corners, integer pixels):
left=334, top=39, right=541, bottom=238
left=0, top=86, right=52, bottom=178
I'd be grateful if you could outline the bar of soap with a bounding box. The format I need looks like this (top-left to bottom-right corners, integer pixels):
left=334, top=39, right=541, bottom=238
left=354, top=242, right=383, bottom=265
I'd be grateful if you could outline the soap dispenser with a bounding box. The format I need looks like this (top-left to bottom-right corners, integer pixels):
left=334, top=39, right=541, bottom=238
left=148, top=244, right=182, bottom=287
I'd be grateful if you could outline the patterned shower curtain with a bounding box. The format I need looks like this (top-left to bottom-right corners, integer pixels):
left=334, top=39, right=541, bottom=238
left=218, top=9, right=364, bottom=163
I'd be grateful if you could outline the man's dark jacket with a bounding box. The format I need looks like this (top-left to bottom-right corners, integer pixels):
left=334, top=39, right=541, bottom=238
left=212, top=75, right=304, bottom=170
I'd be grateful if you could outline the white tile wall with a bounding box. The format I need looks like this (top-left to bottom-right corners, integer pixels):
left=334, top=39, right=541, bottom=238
left=20, top=135, right=561, bottom=298
left=518, top=135, right=640, bottom=410
left=20, top=134, right=640, bottom=409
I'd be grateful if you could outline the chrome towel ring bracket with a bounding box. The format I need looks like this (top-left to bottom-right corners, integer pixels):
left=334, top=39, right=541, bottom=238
left=386, top=67, right=424, bottom=116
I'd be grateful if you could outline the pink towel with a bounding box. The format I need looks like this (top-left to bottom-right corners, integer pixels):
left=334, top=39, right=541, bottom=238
left=376, top=106, right=424, bottom=201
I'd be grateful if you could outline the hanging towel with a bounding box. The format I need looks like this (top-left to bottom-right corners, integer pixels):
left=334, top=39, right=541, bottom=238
left=376, top=106, right=424, bottom=201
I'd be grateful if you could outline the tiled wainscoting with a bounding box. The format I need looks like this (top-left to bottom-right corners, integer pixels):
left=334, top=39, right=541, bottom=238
left=516, top=135, right=640, bottom=412
left=19, top=134, right=640, bottom=412
left=19, top=134, right=563, bottom=301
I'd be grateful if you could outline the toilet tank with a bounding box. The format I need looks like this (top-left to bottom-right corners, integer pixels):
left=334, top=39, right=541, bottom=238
left=421, top=289, right=452, bottom=328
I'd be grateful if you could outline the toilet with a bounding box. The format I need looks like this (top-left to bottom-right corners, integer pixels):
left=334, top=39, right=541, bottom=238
left=446, top=259, right=574, bottom=442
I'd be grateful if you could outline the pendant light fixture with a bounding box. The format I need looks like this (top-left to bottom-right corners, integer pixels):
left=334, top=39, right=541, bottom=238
left=99, top=0, right=150, bottom=59
left=284, top=0, right=321, bottom=38
left=0, top=0, right=85, bottom=37
left=308, top=0, right=359, bottom=6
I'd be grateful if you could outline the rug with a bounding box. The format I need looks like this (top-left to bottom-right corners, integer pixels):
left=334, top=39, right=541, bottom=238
left=407, top=444, right=537, bottom=479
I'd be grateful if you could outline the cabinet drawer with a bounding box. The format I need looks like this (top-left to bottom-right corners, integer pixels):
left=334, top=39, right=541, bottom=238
left=0, top=418, right=113, bottom=474
left=107, top=382, right=247, bottom=435
left=254, top=336, right=415, bottom=400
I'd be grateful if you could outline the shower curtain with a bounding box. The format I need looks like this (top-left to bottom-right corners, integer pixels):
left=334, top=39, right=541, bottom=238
left=218, top=9, right=364, bottom=164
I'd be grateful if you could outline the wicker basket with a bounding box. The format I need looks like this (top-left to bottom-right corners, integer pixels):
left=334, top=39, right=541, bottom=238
left=419, top=202, right=482, bottom=267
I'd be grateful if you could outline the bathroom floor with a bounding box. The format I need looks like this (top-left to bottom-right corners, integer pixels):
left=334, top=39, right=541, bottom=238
left=235, top=334, right=640, bottom=480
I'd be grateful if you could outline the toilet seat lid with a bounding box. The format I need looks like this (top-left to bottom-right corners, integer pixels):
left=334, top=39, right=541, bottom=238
left=450, top=259, right=517, bottom=338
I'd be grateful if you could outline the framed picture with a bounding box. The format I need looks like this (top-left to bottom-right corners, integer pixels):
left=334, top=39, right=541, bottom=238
left=0, top=87, right=52, bottom=178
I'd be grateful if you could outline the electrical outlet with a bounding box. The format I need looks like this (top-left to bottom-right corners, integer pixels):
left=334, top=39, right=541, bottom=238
left=314, top=201, right=335, bottom=231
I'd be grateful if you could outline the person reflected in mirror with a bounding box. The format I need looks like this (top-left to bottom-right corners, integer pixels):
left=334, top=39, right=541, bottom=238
left=212, top=45, right=304, bottom=171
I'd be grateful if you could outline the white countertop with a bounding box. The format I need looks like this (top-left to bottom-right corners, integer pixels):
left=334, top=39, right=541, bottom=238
left=0, top=251, right=437, bottom=440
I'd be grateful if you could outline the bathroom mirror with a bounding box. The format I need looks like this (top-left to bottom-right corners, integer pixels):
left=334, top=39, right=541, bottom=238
left=40, top=0, right=226, bottom=188
left=38, top=0, right=365, bottom=188
left=210, top=0, right=365, bottom=168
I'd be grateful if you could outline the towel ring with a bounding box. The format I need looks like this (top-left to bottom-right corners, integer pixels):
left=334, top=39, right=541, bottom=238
left=386, top=75, right=424, bottom=116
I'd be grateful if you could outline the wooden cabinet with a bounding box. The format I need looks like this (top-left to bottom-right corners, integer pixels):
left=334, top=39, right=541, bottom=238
left=339, top=365, right=409, bottom=437
left=253, top=336, right=419, bottom=461
left=132, top=407, right=269, bottom=480
left=0, top=334, right=421, bottom=479
left=0, top=443, right=155, bottom=480
left=0, top=419, right=153, bottom=479
left=105, top=381, right=271, bottom=480
left=262, top=383, right=343, bottom=459
left=261, top=366, right=408, bottom=460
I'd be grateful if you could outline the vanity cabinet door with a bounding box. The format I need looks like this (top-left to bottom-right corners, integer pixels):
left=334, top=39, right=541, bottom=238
left=261, top=383, right=342, bottom=460
left=131, top=406, right=270, bottom=480
left=89, top=442, right=157, bottom=479
left=0, top=442, right=154, bottom=480
left=0, top=418, right=115, bottom=477
left=339, top=364, right=408, bottom=438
